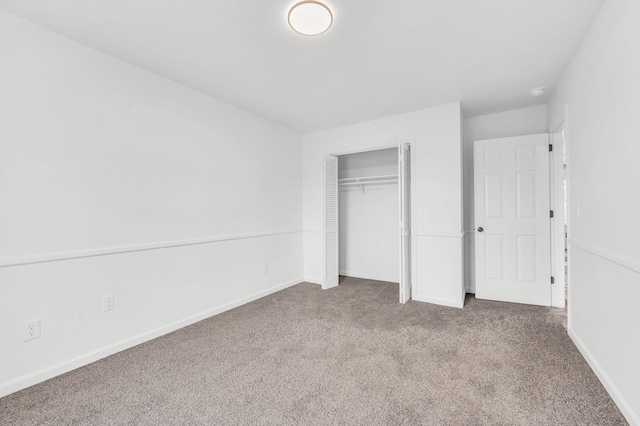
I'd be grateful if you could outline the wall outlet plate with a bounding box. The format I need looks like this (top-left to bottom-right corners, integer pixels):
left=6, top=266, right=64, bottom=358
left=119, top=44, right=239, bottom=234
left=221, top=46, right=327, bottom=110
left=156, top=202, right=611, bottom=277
left=261, top=264, right=268, bottom=275
left=102, top=295, right=114, bottom=312
left=23, top=318, right=41, bottom=342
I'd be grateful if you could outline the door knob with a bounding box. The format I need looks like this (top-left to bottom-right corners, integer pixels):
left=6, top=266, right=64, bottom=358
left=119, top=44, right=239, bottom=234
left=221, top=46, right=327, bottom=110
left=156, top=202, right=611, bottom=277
left=477, top=227, right=484, bottom=232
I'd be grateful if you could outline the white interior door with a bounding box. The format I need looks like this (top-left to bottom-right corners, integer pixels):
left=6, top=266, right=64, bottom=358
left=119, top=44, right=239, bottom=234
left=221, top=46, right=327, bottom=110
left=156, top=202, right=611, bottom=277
left=474, top=134, right=551, bottom=306
left=399, top=143, right=411, bottom=303
left=323, top=155, right=339, bottom=290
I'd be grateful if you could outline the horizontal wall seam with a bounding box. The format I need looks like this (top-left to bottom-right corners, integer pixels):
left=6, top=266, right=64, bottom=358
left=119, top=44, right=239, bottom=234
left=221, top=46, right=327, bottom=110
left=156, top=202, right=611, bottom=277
left=569, top=239, right=640, bottom=275
left=0, top=230, right=303, bottom=269
left=304, top=231, right=464, bottom=237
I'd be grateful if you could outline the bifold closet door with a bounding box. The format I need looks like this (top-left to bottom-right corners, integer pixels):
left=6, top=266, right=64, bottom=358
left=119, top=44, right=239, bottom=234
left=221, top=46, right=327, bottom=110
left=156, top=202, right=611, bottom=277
left=399, top=143, right=412, bottom=303
left=323, top=155, right=339, bottom=290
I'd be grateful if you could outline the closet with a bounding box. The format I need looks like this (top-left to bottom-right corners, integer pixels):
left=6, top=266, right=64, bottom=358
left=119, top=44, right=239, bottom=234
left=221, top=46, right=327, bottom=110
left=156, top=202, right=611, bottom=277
left=323, top=144, right=411, bottom=303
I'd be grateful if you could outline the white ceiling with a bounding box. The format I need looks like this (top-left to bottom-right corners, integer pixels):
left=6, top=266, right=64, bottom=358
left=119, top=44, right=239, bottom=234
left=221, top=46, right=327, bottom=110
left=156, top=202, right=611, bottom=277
left=0, top=0, right=604, bottom=132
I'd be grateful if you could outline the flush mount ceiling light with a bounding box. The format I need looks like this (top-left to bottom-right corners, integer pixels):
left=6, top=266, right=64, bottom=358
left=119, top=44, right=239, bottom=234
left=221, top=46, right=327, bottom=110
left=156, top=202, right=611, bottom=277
left=529, top=87, right=546, bottom=97
left=288, top=1, right=333, bottom=36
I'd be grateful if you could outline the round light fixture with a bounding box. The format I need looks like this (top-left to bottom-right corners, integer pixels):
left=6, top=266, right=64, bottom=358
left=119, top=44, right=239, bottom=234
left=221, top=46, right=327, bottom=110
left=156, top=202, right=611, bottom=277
left=288, top=1, right=333, bottom=36
left=529, top=87, right=546, bottom=97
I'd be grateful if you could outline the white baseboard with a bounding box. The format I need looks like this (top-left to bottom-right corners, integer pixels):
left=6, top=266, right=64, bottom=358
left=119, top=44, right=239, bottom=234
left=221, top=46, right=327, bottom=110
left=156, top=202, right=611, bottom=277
left=303, top=277, right=322, bottom=285
left=569, top=327, right=639, bottom=426
left=339, top=271, right=399, bottom=284
left=412, top=295, right=464, bottom=309
left=465, top=286, right=476, bottom=294
left=0, top=277, right=304, bottom=399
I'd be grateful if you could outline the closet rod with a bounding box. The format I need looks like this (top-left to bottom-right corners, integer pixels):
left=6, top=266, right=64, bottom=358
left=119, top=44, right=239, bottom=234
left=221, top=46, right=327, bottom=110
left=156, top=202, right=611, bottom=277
left=338, top=175, right=398, bottom=194
left=338, top=174, right=398, bottom=183
left=338, top=179, right=398, bottom=186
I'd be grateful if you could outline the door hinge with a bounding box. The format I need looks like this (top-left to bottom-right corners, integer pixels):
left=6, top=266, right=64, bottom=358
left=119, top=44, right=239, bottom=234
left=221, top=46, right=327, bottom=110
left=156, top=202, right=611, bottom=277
left=549, top=144, right=553, bottom=152
left=550, top=210, right=554, bottom=218
left=551, top=276, right=555, bottom=284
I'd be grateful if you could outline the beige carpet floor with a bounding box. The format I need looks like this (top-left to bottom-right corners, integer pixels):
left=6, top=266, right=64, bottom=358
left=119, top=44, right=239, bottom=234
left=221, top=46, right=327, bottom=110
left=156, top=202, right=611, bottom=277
left=0, top=277, right=627, bottom=425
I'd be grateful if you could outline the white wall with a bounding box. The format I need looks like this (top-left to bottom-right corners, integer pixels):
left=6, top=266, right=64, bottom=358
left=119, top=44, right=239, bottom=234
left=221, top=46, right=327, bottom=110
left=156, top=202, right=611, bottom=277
left=338, top=149, right=399, bottom=282
left=547, top=1, right=640, bottom=423
left=338, top=148, right=398, bottom=179
left=0, top=11, right=303, bottom=397
left=462, top=105, right=548, bottom=293
left=303, top=103, right=464, bottom=308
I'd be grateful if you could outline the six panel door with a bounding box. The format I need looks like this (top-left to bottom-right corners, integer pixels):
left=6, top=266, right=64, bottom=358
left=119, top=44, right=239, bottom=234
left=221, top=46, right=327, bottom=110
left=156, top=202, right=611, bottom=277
left=474, top=134, right=552, bottom=306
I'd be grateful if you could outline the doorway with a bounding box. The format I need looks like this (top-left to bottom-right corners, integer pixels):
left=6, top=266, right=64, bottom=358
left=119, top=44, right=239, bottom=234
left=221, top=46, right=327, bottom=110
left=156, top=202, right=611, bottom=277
left=322, top=144, right=412, bottom=303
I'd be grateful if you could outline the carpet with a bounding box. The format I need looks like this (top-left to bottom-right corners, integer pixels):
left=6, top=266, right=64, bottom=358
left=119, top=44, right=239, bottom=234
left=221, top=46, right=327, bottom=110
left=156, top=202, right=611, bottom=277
left=0, top=277, right=627, bottom=425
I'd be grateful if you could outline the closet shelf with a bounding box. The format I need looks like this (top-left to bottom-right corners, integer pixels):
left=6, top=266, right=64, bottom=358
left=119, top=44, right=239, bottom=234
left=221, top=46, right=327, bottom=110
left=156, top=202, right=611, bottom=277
left=338, top=174, right=398, bottom=193
left=338, top=174, right=398, bottom=184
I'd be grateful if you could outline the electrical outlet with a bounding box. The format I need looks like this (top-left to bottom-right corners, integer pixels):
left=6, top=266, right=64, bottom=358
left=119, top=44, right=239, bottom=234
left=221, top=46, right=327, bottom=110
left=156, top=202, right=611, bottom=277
left=102, top=295, right=114, bottom=312
left=23, top=319, right=41, bottom=342
left=261, top=264, right=268, bottom=275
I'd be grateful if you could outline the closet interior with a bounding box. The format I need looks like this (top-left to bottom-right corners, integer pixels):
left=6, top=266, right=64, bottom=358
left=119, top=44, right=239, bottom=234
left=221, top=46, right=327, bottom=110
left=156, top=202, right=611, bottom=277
left=337, top=148, right=400, bottom=284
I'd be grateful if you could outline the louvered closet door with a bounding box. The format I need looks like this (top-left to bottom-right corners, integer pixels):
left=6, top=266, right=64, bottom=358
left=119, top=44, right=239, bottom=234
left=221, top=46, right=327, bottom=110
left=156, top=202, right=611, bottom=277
left=399, top=143, right=412, bottom=303
left=323, top=155, right=339, bottom=290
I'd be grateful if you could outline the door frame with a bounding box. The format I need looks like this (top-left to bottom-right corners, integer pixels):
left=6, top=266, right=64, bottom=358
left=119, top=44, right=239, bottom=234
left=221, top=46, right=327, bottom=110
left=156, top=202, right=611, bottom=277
left=324, top=141, right=415, bottom=302
left=549, top=109, right=571, bottom=310
left=550, top=122, right=566, bottom=308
